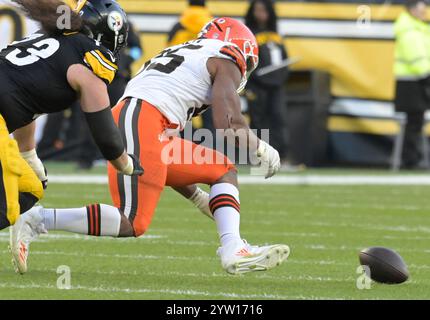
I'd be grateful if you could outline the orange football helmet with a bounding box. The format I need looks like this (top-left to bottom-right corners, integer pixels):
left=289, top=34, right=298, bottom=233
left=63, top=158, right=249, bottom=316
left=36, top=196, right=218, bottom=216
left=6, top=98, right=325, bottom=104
left=199, top=17, right=259, bottom=92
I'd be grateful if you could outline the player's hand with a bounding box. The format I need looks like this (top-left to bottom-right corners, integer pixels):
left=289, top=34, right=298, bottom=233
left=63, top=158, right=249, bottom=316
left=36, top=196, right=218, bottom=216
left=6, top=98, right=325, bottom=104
left=256, top=140, right=281, bottom=179
left=121, top=154, right=144, bottom=176
left=21, top=149, right=48, bottom=189
left=190, top=187, right=214, bottom=220
left=129, top=154, right=144, bottom=176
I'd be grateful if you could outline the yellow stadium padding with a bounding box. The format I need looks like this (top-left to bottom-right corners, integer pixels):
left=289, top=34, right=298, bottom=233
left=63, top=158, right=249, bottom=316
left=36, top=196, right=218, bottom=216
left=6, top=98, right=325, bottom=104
left=118, top=1, right=403, bottom=101
left=286, top=38, right=396, bottom=101
left=117, top=1, right=409, bottom=21
left=133, top=34, right=396, bottom=101
left=328, top=116, right=401, bottom=135
left=329, top=116, right=430, bottom=136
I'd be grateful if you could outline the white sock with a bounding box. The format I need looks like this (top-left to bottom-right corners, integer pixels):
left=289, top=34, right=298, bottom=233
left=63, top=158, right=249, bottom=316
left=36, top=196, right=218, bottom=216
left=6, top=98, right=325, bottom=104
left=209, top=183, right=242, bottom=247
left=42, top=204, right=121, bottom=237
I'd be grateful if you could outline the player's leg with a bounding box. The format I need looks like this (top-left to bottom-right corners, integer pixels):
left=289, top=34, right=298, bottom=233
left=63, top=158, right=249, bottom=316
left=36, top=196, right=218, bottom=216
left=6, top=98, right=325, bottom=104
left=10, top=99, right=160, bottom=273
left=1, top=119, right=45, bottom=273
left=0, top=147, right=20, bottom=231
left=12, top=99, right=167, bottom=247
left=210, top=170, right=289, bottom=274
left=11, top=100, right=130, bottom=253
left=11, top=202, right=125, bottom=274
left=8, top=153, right=45, bottom=271
left=166, top=137, right=289, bottom=274
left=21, top=143, right=165, bottom=240
left=47, top=99, right=140, bottom=237
left=109, top=98, right=168, bottom=236
left=166, top=137, right=242, bottom=246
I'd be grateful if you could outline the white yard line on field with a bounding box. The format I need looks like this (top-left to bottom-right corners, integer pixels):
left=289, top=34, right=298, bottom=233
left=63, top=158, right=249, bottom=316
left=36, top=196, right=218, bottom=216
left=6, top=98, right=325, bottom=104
left=2, top=229, right=430, bottom=249
left=0, top=248, right=338, bottom=265
left=0, top=249, right=212, bottom=261
left=0, top=249, right=428, bottom=269
left=0, top=282, right=342, bottom=300
left=30, top=266, right=355, bottom=283
left=48, top=174, right=430, bottom=185
left=0, top=233, right=165, bottom=241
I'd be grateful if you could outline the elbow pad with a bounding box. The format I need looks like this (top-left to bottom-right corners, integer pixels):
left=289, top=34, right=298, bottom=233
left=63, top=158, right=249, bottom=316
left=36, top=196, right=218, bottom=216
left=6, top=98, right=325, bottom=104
left=84, top=107, right=125, bottom=160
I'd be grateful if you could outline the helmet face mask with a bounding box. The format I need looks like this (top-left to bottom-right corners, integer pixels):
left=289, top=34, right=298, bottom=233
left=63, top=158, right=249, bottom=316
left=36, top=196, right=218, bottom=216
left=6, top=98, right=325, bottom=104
left=243, top=40, right=259, bottom=74
left=227, top=40, right=259, bottom=93
left=237, top=38, right=259, bottom=85
left=77, top=0, right=129, bottom=56
left=199, top=18, right=259, bottom=93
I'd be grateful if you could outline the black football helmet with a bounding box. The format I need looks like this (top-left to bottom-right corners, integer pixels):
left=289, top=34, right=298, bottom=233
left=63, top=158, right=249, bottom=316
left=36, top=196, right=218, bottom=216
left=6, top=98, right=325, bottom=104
left=77, top=0, right=129, bottom=56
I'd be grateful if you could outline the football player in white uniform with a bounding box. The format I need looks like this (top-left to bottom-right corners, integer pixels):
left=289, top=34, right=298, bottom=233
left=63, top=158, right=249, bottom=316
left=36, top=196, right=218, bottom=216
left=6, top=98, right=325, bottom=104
left=12, top=18, right=289, bottom=275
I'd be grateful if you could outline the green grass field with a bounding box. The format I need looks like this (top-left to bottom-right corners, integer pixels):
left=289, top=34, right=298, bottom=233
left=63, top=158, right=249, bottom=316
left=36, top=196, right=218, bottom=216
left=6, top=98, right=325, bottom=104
left=1, top=165, right=430, bottom=299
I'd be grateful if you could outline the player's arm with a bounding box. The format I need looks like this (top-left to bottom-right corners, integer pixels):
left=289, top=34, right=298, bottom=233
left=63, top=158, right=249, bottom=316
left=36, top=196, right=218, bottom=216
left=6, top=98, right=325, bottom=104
left=14, top=121, right=36, bottom=152
left=207, top=58, right=280, bottom=178
left=14, top=121, right=48, bottom=188
left=207, top=58, right=259, bottom=151
left=67, top=64, right=143, bottom=176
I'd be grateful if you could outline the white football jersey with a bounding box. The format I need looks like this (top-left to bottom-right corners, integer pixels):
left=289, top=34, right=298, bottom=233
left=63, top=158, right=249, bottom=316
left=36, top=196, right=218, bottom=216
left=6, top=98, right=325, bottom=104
left=120, top=39, right=243, bottom=130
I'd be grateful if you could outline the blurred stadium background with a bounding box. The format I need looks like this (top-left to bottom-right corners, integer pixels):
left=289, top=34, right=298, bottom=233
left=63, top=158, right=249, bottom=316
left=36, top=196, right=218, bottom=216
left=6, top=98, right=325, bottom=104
left=0, top=0, right=421, bottom=169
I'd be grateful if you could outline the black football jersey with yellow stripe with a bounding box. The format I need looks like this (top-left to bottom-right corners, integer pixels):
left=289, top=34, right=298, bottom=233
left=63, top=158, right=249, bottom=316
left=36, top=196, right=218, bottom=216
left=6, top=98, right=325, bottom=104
left=0, top=31, right=118, bottom=132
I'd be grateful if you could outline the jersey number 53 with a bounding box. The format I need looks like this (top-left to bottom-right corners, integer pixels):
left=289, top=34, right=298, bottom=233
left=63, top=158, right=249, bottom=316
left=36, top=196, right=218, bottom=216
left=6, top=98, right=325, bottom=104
left=5, top=33, right=60, bottom=67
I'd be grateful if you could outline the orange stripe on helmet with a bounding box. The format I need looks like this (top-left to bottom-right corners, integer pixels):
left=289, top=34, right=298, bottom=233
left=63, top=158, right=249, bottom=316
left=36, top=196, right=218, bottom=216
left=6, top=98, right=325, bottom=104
left=220, top=45, right=247, bottom=76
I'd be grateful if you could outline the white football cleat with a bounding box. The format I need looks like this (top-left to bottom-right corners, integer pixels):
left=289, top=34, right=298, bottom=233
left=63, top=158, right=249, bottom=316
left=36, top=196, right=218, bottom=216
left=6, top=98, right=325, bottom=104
left=217, top=239, right=290, bottom=275
left=9, top=206, right=47, bottom=274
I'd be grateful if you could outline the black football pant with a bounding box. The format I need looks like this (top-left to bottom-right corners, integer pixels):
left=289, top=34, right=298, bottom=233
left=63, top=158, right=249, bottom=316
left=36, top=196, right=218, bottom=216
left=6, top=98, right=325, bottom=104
left=402, top=111, right=425, bottom=168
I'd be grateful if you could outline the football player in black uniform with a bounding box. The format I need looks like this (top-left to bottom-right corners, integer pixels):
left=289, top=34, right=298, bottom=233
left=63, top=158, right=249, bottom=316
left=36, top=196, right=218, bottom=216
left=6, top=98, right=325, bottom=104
left=0, top=0, right=143, bottom=236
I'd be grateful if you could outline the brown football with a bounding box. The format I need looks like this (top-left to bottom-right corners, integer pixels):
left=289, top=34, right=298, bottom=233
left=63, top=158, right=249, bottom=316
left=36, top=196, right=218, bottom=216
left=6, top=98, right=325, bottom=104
left=359, top=247, right=409, bottom=284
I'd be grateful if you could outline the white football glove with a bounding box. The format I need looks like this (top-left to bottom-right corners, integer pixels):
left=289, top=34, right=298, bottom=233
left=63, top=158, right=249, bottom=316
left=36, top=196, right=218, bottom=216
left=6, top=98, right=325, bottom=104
left=189, top=187, right=214, bottom=220
left=120, top=154, right=144, bottom=176
left=21, top=149, right=48, bottom=189
left=256, top=140, right=281, bottom=179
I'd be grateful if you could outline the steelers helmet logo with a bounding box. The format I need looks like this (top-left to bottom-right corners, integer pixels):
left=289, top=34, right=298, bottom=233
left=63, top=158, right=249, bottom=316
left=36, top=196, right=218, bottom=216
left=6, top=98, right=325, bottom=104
left=107, top=11, right=124, bottom=32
